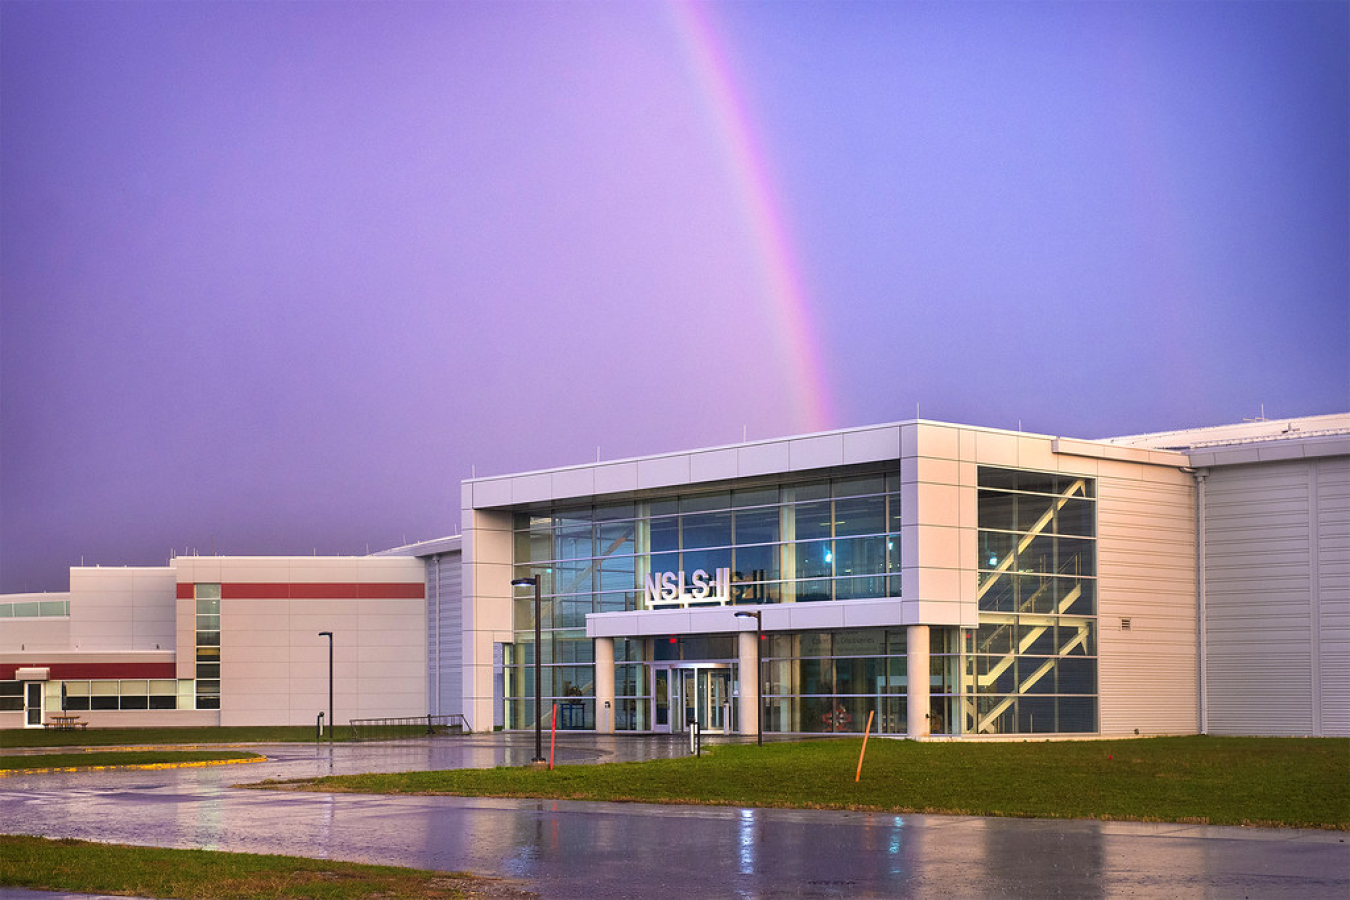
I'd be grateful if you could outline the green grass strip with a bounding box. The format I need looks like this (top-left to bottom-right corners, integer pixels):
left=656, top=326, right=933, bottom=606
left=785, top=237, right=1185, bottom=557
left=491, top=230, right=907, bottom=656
left=303, top=736, right=1349, bottom=830
left=1, top=750, right=263, bottom=773
left=0, top=725, right=353, bottom=748
left=0, top=834, right=520, bottom=899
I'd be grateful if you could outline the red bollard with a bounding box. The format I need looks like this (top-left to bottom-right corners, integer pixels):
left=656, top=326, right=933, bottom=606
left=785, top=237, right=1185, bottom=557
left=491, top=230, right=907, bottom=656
left=549, top=703, right=558, bottom=770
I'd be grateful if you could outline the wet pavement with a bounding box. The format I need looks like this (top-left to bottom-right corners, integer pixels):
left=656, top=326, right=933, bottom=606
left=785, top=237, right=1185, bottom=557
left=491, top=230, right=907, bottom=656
left=2, top=734, right=1348, bottom=898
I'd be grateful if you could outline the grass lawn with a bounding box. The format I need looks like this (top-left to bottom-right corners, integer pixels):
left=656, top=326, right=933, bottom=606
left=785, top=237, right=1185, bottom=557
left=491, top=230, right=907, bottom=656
left=0, top=835, right=528, bottom=899
left=0, top=725, right=354, bottom=749
left=1, top=749, right=264, bottom=772
left=299, top=736, right=1350, bottom=830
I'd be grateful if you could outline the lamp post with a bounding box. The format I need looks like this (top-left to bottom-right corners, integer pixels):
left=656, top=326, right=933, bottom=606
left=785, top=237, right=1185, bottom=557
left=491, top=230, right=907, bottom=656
left=511, top=576, right=546, bottom=763
left=733, top=610, right=763, bottom=746
left=318, top=631, right=333, bottom=744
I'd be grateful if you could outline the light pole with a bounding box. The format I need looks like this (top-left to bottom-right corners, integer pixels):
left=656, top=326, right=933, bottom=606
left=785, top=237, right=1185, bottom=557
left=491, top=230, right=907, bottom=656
left=318, top=631, right=333, bottom=744
left=511, top=576, right=546, bottom=763
left=734, top=610, right=763, bottom=746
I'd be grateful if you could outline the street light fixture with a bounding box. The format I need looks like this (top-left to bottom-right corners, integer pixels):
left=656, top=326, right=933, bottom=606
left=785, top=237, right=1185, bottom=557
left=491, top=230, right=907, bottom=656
left=318, top=631, right=333, bottom=744
left=733, top=610, right=763, bottom=746
left=511, top=576, right=546, bottom=764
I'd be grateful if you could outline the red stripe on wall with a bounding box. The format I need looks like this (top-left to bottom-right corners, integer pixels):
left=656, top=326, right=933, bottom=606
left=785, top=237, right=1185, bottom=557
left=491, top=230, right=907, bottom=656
left=221, top=583, right=292, bottom=599
left=1, top=663, right=177, bottom=681
left=218, top=582, right=424, bottom=600
left=356, top=582, right=425, bottom=599
left=176, top=583, right=194, bottom=599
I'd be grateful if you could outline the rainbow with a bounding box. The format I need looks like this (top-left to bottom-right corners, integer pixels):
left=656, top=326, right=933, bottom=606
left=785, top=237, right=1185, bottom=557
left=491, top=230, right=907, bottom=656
left=667, top=0, right=834, bottom=433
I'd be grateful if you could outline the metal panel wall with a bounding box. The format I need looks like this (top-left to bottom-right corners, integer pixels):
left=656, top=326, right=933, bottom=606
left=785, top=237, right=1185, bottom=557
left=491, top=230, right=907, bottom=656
left=1096, top=464, right=1198, bottom=736
left=1204, top=457, right=1349, bottom=736
left=1316, top=457, right=1350, bottom=736
left=425, top=552, right=463, bottom=718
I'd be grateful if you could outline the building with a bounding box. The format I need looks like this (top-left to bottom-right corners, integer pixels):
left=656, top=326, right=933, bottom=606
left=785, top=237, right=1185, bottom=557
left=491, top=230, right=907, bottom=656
left=3, top=414, right=1346, bottom=738
left=1, top=556, right=427, bottom=728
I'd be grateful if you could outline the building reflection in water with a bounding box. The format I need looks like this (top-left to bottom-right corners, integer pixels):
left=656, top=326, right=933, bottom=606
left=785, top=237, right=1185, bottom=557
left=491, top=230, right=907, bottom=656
left=738, top=808, right=756, bottom=875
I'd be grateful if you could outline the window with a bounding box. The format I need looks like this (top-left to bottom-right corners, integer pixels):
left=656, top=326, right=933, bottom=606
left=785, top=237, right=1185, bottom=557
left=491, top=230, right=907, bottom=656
left=0, top=681, right=22, bottom=711
left=969, top=467, right=1097, bottom=735
left=195, top=584, right=222, bottom=710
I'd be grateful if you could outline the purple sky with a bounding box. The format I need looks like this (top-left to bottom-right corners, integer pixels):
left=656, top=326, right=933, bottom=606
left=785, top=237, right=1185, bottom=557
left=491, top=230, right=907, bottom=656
left=2, top=1, right=1346, bottom=594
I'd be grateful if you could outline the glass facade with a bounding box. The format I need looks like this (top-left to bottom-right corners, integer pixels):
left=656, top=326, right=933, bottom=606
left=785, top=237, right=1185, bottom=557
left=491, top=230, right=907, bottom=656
left=507, top=467, right=902, bottom=730
left=502, top=462, right=1096, bottom=736
left=762, top=628, right=908, bottom=734
left=962, top=467, right=1098, bottom=734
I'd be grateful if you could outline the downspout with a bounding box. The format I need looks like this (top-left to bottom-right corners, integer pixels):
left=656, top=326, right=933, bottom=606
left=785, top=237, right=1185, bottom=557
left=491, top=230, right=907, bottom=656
left=1192, top=468, right=1209, bottom=735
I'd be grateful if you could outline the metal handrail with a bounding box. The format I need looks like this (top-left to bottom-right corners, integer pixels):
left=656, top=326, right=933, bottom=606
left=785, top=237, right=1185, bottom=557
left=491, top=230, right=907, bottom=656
left=347, top=714, right=471, bottom=741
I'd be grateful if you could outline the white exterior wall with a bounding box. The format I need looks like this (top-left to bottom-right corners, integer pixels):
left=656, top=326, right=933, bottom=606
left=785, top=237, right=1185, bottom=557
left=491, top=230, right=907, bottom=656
left=68, top=567, right=177, bottom=651
left=1093, top=462, right=1197, bottom=735
left=1202, top=456, right=1350, bottom=736
left=0, top=602, right=71, bottom=653
left=460, top=504, right=514, bottom=732
left=175, top=556, right=427, bottom=727
left=1052, top=438, right=1198, bottom=736
left=903, top=424, right=978, bottom=629
left=2, top=573, right=199, bottom=729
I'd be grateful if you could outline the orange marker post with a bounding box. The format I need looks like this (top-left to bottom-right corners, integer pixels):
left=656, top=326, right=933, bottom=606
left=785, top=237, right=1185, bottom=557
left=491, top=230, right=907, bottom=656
left=855, top=710, right=876, bottom=783
left=549, top=703, right=558, bottom=770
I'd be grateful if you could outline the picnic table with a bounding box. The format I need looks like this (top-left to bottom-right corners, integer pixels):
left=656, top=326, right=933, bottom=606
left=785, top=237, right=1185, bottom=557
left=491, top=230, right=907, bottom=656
left=46, top=714, right=87, bottom=730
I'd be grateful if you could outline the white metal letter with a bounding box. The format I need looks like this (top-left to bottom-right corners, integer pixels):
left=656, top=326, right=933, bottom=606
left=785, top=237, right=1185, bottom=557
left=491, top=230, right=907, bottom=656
left=691, top=569, right=710, bottom=599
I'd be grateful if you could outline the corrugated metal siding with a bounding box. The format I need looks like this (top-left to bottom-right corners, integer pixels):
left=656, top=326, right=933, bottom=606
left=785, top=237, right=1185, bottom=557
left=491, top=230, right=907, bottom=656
left=1204, top=457, right=1349, bottom=736
left=425, top=553, right=463, bottom=718
left=1315, top=458, right=1350, bottom=736
left=1097, top=470, right=1198, bottom=736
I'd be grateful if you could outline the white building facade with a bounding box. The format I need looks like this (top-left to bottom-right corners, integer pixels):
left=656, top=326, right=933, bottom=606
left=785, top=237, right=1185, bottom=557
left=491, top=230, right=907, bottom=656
left=462, top=420, right=1202, bottom=740
left=2, top=556, right=427, bottom=729
left=3, top=414, right=1346, bottom=738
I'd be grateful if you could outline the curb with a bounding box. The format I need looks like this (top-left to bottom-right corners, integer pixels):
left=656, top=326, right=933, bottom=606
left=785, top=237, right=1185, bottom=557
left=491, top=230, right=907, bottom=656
left=0, top=757, right=265, bottom=778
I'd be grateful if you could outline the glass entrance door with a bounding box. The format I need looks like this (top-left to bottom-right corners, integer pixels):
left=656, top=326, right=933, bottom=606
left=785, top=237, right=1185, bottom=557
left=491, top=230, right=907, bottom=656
left=653, top=666, right=735, bottom=735
left=703, top=668, right=732, bottom=733
left=654, top=669, right=671, bottom=733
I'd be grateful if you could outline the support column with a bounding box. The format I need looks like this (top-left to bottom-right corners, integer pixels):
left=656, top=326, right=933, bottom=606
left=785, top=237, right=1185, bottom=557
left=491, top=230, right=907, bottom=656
left=738, top=630, right=760, bottom=738
left=594, top=636, right=615, bottom=734
left=907, top=624, right=930, bottom=739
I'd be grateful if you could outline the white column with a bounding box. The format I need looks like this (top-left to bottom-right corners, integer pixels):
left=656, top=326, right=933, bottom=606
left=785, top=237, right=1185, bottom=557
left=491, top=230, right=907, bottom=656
left=907, top=624, right=930, bottom=739
left=594, top=636, right=615, bottom=734
left=738, top=630, right=760, bottom=737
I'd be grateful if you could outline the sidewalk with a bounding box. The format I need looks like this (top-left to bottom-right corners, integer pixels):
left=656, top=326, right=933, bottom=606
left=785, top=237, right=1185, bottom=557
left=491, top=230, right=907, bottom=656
left=3, top=735, right=1347, bottom=898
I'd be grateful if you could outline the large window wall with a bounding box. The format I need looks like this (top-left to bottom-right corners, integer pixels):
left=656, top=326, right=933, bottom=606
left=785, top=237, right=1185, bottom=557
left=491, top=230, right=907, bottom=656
left=964, top=467, right=1098, bottom=734
left=506, top=467, right=903, bottom=730
left=762, top=628, right=908, bottom=734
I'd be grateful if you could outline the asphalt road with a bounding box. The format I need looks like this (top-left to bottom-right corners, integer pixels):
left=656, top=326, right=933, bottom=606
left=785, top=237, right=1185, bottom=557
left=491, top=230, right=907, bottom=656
left=2, top=734, right=1347, bottom=898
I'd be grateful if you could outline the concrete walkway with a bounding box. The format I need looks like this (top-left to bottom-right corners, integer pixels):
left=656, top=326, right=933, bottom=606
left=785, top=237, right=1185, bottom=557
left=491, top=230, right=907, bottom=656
left=3, top=734, right=1347, bottom=898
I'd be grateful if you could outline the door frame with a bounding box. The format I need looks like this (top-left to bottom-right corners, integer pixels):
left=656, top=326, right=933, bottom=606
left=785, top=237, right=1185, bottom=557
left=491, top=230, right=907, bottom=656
left=650, top=663, right=735, bottom=735
left=23, top=680, right=44, bottom=728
